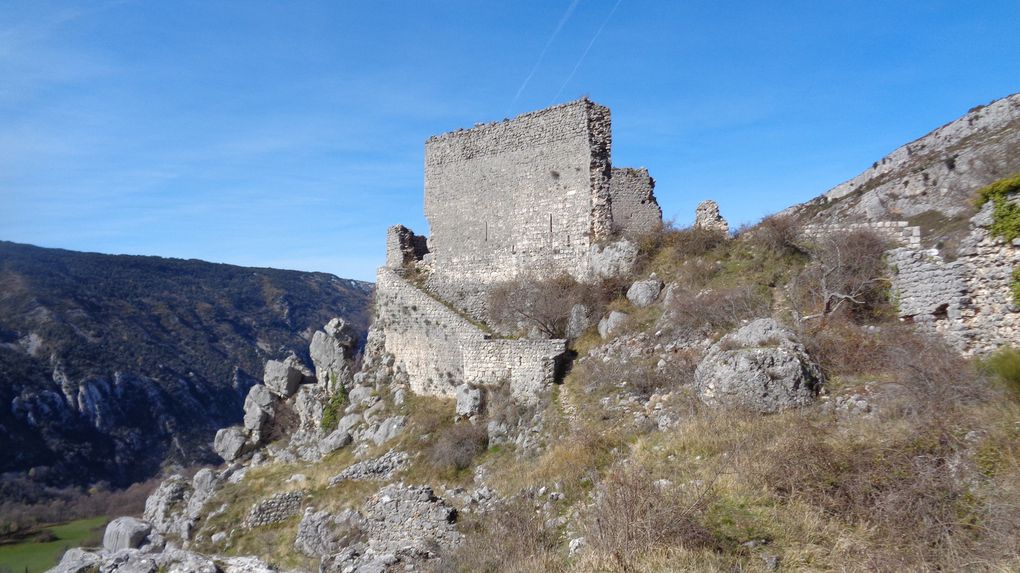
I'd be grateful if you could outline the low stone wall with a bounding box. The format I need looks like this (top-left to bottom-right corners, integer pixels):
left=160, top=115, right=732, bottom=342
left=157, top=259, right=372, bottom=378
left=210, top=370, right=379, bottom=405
left=243, top=490, right=306, bottom=529
left=376, top=267, right=567, bottom=400
left=463, top=339, right=567, bottom=405
left=801, top=220, right=921, bottom=248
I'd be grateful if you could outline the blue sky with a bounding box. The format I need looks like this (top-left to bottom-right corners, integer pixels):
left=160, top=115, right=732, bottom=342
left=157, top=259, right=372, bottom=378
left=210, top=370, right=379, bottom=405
left=2, top=1, right=1019, bottom=281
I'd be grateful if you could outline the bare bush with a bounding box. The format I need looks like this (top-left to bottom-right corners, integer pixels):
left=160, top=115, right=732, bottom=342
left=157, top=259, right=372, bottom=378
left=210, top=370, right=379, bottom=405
left=583, top=464, right=715, bottom=568
left=743, top=214, right=804, bottom=256
left=661, top=284, right=770, bottom=337
left=428, top=422, right=489, bottom=473
left=791, top=229, right=891, bottom=323
left=488, top=274, right=615, bottom=338
left=432, top=498, right=564, bottom=573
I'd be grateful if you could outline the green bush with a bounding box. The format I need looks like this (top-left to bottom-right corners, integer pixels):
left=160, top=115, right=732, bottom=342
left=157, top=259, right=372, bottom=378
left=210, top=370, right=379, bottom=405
left=320, top=385, right=348, bottom=432
left=974, top=174, right=1020, bottom=242
left=980, top=346, right=1020, bottom=398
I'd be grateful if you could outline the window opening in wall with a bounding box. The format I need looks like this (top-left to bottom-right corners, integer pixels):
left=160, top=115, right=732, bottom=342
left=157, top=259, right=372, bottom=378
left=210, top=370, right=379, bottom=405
left=549, top=214, right=553, bottom=245
left=566, top=234, right=570, bottom=247
left=485, top=222, right=488, bottom=242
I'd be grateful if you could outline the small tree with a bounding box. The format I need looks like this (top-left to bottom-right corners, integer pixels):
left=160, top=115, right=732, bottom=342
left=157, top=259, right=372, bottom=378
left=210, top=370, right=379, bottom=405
left=488, top=274, right=601, bottom=338
left=790, top=229, right=891, bottom=323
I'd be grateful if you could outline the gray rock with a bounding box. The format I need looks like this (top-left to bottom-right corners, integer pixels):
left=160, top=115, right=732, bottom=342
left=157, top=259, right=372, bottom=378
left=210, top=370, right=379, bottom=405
left=566, top=304, right=592, bottom=339
left=263, top=359, right=307, bottom=398
left=371, top=415, right=406, bottom=446
left=348, top=384, right=374, bottom=405
left=455, top=384, right=484, bottom=417
left=293, top=384, right=326, bottom=431
left=243, top=384, right=275, bottom=433
left=337, top=412, right=363, bottom=436
left=310, top=318, right=356, bottom=390
left=318, top=428, right=353, bottom=455
left=294, top=508, right=367, bottom=558
left=49, top=548, right=103, bottom=573
left=214, top=426, right=248, bottom=462
left=589, top=239, right=640, bottom=279
left=598, top=311, right=629, bottom=338
left=694, top=318, right=824, bottom=412
left=626, top=279, right=664, bottom=308
left=362, top=484, right=462, bottom=556
left=186, top=468, right=218, bottom=520
left=102, top=517, right=152, bottom=552
left=143, top=474, right=193, bottom=538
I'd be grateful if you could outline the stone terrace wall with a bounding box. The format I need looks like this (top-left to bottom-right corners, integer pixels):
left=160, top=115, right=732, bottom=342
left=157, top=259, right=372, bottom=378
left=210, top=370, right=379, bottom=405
left=377, top=268, right=567, bottom=399
left=423, top=98, right=613, bottom=317
left=801, top=220, right=921, bottom=248
left=609, top=167, right=661, bottom=238
left=463, top=339, right=566, bottom=406
left=376, top=268, right=488, bottom=396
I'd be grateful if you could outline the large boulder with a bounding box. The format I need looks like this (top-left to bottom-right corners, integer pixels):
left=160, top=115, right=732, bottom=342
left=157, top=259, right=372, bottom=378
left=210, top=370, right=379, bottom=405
left=263, top=357, right=313, bottom=398
left=566, top=303, right=593, bottom=339
left=214, top=426, right=248, bottom=462
left=242, top=384, right=275, bottom=436
left=627, top=278, right=664, bottom=308
left=102, top=516, right=152, bottom=552
left=455, top=384, right=484, bottom=417
left=143, top=474, right=193, bottom=538
left=695, top=318, right=823, bottom=412
left=310, top=318, right=357, bottom=391
left=598, top=311, right=629, bottom=339
left=294, top=508, right=366, bottom=558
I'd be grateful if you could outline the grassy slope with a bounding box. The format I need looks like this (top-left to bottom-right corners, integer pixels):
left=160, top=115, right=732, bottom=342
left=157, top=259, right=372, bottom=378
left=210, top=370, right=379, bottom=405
left=0, top=516, right=107, bottom=573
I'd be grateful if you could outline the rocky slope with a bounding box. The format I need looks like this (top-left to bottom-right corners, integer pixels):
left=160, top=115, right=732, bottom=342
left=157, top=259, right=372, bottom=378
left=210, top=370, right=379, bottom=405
left=791, top=92, right=1020, bottom=241
left=0, top=241, right=373, bottom=491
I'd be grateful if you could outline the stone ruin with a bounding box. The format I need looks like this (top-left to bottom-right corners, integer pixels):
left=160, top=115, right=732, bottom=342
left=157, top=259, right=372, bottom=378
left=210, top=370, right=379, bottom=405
left=377, top=98, right=663, bottom=400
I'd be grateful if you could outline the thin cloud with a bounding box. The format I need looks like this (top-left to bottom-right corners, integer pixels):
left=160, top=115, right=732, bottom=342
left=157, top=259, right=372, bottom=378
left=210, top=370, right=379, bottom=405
left=506, top=0, right=581, bottom=115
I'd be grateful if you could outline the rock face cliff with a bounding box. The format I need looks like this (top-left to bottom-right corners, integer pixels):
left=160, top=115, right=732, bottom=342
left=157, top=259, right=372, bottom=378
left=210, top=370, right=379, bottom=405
left=793, top=92, right=1020, bottom=228
left=0, top=241, right=373, bottom=490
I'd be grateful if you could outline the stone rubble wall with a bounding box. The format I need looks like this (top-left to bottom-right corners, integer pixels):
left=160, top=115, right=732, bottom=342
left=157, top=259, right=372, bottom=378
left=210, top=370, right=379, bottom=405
left=377, top=267, right=566, bottom=400
left=243, top=490, right=306, bottom=529
left=463, top=338, right=567, bottom=406
left=609, top=167, right=661, bottom=238
left=423, top=99, right=614, bottom=316
left=801, top=220, right=922, bottom=248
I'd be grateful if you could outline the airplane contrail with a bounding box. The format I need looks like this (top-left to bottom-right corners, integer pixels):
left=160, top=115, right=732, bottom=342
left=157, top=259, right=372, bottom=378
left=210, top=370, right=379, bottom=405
left=507, top=0, right=582, bottom=116
left=552, top=0, right=624, bottom=103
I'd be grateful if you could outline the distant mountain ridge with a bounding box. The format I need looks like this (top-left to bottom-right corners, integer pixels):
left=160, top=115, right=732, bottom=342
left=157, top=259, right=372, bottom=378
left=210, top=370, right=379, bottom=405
left=0, top=241, right=373, bottom=491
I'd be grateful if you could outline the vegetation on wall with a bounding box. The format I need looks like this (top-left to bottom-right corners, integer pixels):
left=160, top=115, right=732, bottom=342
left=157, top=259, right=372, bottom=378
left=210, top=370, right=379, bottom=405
left=975, top=174, right=1020, bottom=241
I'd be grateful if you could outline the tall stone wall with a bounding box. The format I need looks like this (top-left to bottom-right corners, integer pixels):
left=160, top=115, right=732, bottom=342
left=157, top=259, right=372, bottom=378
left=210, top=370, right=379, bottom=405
left=375, top=268, right=488, bottom=396
left=423, top=98, right=613, bottom=316
left=386, top=225, right=428, bottom=269
left=609, top=167, right=661, bottom=238
left=376, top=268, right=567, bottom=399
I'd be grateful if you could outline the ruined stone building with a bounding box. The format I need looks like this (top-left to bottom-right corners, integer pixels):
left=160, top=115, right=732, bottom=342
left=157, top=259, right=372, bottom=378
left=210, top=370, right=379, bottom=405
left=376, top=98, right=661, bottom=400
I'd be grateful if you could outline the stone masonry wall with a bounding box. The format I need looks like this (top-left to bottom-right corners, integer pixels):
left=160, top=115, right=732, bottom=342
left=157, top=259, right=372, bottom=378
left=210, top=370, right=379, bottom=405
left=376, top=268, right=487, bottom=396
left=889, top=200, right=1020, bottom=354
left=377, top=267, right=567, bottom=399
left=423, top=99, right=613, bottom=316
left=463, top=339, right=566, bottom=406
left=609, top=167, right=661, bottom=238
left=386, top=224, right=428, bottom=269
left=801, top=220, right=922, bottom=248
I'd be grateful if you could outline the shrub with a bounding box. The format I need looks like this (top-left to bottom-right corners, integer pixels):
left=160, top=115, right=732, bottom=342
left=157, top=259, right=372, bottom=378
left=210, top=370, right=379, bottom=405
left=974, top=174, right=1020, bottom=242
left=487, top=274, right=615, bottom=338
left=980, top=347, right=1020, bottom=399
left=433, top=498, right=564, bottom=573
left=428, top=422, right=489, bottom=473
left=582, top=464, right=715, bottom=567
left=661, top=284, right=770, bottom=338
left=791, top=229, right=891, bottom=323
left=320, top=386, right=348, bottom=432
left=743, top=214, right=803, bottom=257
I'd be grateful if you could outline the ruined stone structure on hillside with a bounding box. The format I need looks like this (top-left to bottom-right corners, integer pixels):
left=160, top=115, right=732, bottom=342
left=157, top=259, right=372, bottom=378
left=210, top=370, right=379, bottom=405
left=376, top=98, right=662, bottom=400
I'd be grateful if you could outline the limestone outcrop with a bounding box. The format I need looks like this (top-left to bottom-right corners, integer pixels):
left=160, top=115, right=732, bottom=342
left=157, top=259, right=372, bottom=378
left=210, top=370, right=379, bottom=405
left=695, top=318, right=824, bottom=412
